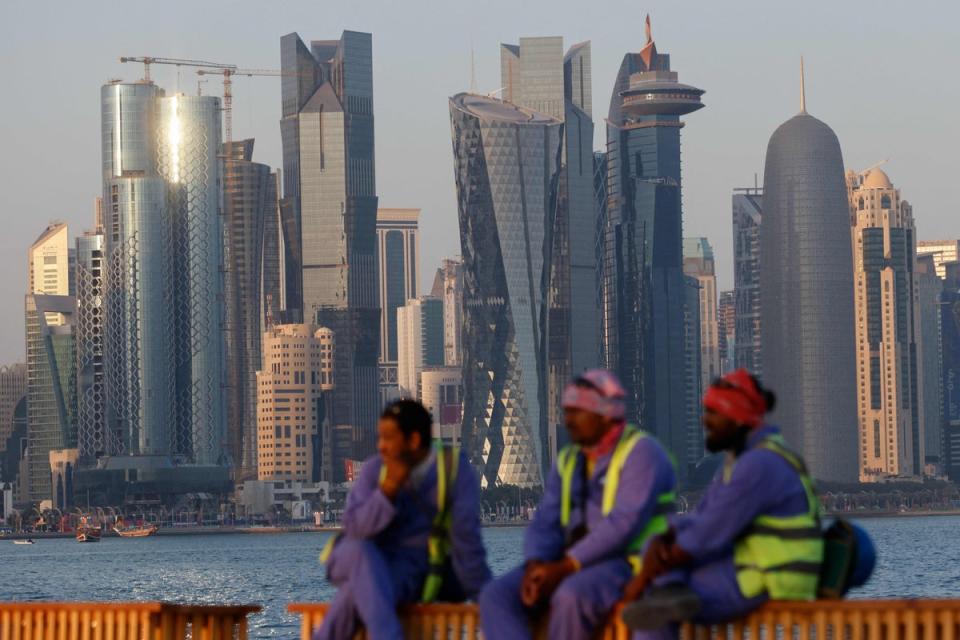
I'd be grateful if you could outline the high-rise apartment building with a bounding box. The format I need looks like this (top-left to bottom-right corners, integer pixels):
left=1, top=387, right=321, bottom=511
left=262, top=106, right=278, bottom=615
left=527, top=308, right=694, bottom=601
left=430, top=258, right=464, bottom=367
left=25, top=294, right=77, bottom=502
left=223, top=139, right=282, bottom=479
left=683, top=238, right=720, bottom=393
left=377, top=208, right=420, bottom=364
left=915, top=254, right=943, bottom=471
left=75, top=231, right=110, bottom=462
left=280, top=31, right=381, bottom=463
left=917, top=240, right=960, bottom=279
left=29, top=223, right=72, bottom=326
left=849, top=167, right=923, bottom=480
left=449, top=92, right=563, bottom=487
left=501, top=36, right=599, bottom=464
left=941, top=264, right=960, bottom=481
left=256, top=324, right=334, bottom=482
left=0, top=365, right=27, bottom=486
left=602, top=17, right=704, bottom=478
left=718, top=290, right=736, bottom=374
left=759, top=67, right=858, bottom=482
left=682, top=276, right=703, bottom=472
left=732, top=188, right=763, bottom=376
left=396, top=297, right=444, bottom=399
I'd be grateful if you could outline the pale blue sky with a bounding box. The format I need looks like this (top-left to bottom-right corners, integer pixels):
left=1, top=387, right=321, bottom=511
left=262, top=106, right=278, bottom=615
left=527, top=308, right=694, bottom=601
left=1, top=0, right=957, bottom=363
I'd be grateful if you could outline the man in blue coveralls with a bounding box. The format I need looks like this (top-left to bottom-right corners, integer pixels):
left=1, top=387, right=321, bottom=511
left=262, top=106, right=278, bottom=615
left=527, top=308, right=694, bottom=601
left=621, top=369, right=823, bottom=635
left=314, top=400, right=491, bottom=640
left=479, top=369, right=678, bottom=639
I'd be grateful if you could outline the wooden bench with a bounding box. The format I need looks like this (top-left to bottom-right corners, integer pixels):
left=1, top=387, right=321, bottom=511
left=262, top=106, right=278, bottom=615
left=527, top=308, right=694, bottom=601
left=290, top=599, right=960, bottom=639
left=0, top=602, right=262, bottom=640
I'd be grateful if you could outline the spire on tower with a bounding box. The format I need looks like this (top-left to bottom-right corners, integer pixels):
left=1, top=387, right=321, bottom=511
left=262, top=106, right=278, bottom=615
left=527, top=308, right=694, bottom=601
left=470, top=44, right=477, bottom=94
left=640, top=14, right=657, bottom=69
left=800, top=56, right=807, bottom=114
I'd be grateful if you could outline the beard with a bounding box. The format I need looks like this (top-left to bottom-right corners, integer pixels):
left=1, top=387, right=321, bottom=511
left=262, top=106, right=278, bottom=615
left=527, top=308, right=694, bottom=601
left=705, top=424, right=751, bottom=454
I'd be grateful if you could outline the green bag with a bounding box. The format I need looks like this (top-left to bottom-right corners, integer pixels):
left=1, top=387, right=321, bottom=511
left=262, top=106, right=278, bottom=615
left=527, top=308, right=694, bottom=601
left=817, top=519, right=856, bottom=599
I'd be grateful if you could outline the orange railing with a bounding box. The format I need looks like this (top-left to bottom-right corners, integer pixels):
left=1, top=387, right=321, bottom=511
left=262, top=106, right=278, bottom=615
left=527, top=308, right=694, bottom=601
left=0, top=602, right=261, bottom=640
left=290, top=599, right=960, bottom=639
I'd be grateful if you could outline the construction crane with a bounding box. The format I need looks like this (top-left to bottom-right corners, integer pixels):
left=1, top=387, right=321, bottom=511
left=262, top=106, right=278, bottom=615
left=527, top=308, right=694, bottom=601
left=196, top=68, right=285, bottom=145
left=119, top=56, right=235, bottom=84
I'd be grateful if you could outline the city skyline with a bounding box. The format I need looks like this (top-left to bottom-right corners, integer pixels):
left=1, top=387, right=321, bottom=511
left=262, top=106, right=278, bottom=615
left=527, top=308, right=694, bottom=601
left=1, top=0, right=958, bottom=363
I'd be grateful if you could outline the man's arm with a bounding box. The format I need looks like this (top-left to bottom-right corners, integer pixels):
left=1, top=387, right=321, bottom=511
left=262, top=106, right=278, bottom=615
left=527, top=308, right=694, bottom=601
left=523, top=461, right=566, bottom=562
left=448, top=451, right=493, bottom=598
left=566, top=439, right=675, bottom=568
left=673, top=451, right=778, bottom=558
left=341, top=457, right=397, bottom=539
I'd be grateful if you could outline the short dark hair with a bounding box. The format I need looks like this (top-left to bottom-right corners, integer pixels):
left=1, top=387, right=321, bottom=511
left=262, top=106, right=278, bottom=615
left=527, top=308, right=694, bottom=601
left=381, top=399, right=433, bottom=449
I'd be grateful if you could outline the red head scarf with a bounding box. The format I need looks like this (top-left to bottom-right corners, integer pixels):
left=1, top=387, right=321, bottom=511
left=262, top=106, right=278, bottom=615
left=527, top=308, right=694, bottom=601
left=703, top=368, right=767, bottom=428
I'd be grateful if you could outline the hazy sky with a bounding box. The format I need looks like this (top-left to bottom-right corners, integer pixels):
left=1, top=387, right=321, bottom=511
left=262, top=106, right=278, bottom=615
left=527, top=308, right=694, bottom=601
left=1, top=0, right=957, bottom=364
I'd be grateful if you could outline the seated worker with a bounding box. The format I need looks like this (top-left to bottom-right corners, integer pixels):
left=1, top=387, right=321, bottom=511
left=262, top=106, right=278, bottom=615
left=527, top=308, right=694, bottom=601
left=314, top=400, right=491, bottom=640
left=621, top=369, right=823, bottom=634
left=479, top=370, right=677, bottom=640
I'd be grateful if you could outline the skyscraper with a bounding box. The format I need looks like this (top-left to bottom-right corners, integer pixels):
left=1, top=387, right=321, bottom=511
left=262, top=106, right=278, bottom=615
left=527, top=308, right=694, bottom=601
left=941, top=264, right=960, bottom=482
left=280, top=31, right=380, bottom=462
left=500, top=36, right=600, bottom=463
left=683, top=238, right=720, bottom=393
left=717, top=290, right=736, bottom=374
left=915, top=254, right=943, bottom=472
left=430, top=258, right=464, bottom=367
left=377, top=208, right=420, bottom=383
left=449, top=92, right=563, bottom=487
left=682, top=275, right=703, bottom=472
left=223, top=139, right=282, bottom=478
left=602, top=17, right=704, bottom=477
left=759, top=64, right=858, bottom=482
left=396, top=297, right=444, bottom=399
left=0, top=364, right=27, bottom=456
left=29, top=223, right=72, bottom=325
left=849, top=167, right=923, bottom=480
left=75, top=231, right=110, bottom=462
left=256, top=324, right=334, bottom=482
left=25, top=294, right=77, bottom=502
left=732, top=187, right=763, bottom=376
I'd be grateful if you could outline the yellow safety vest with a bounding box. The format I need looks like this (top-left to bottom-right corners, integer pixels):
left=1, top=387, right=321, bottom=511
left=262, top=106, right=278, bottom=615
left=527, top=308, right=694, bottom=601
left=557, top=425, right=676, bottom=574
left=731, top=435, right=823, bottom=600
left=318, top=441, right=460, bottom=604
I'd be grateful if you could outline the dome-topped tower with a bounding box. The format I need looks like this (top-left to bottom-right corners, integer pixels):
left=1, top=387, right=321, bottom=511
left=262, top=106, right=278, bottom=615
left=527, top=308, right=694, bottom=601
left=759, top=61, right=859, bottom=482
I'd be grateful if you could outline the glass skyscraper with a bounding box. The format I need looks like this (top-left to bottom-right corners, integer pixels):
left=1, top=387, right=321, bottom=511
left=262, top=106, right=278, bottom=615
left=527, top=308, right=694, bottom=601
left=500, top=36, right=599, bottom=463
left=75, top=231, right=111, bottom=462
left=449, top=92, right=563, bottom=487
left=732, top=188, right=763, bottom=376
left=376, top=208, right=420, bottom=366
left=280, top=31, right=381, bottom=467
left=223, top=139, right=282, bottom=478
left=759, top=71, right=858, bottom=482
left=602, top=18, right=704, bottom=478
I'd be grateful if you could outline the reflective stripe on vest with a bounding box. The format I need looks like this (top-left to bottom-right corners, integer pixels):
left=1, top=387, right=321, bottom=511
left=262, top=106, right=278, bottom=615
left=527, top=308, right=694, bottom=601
left=558, top=425, right=676, bottom=571
left=731, top=435, right=823, bottom=600
left=317, top=442, right=460, bottom=604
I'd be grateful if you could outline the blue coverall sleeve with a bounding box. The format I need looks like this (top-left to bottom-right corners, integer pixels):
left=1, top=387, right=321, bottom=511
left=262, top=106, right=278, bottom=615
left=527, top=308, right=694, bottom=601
left=674, top=452, right=777, bottom=558
left=341, top=457, right=397, bottom=539
left=449, top=451, right=493, bottom=597
left=566, top=439, right=673, bottom=568
left=523, top=462, right=566, bottom=562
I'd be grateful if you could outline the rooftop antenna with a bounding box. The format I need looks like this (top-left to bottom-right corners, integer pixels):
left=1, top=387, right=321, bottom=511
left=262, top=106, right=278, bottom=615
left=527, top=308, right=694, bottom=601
left=799, top=56, right=806, bottom=114
left=470, top=44, right=477, bottom=94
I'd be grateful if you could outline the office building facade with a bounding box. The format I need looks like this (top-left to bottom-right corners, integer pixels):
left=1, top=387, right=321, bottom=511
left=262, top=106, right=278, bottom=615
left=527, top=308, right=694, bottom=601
left=917, top=240, right=960, bottom=279
left=280, top=31, right=380, bottom=462
left=396, top=297, right=444, bottom=399
left=602, top=18, right=704, bottom=477
left=377, top=208, right=420, bottom=364
left=683, top=238, right=720, bottom=393
left=430, top=258, right=464, bottom=367
left=718, top=290, right=736, bottom=374
left=759, top=71, right=858, bottom=482
left=0, top=364, right=27, bottom=454
left=915, top=254, right=943, bottom=471
left=732, top=188, right=763, bottom=376
left=849, top=168, right=923, bottom=480
left=449, top=92, right=563, bottom=487
left=75, top=232, right=111, bottom=462
left=421, top=367, right=463, bottom=446
left=256, top=324, right=334, bottom=483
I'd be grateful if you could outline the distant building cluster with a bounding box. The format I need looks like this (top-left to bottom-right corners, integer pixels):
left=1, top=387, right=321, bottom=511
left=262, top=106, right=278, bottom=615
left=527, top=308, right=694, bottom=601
left=3, top=18, right=960, bottom=520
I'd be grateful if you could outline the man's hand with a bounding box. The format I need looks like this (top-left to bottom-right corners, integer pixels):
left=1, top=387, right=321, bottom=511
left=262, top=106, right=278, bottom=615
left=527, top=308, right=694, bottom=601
left=379, top=456, right=411, bottom=500
left=520, top=557, right=577, bottom=607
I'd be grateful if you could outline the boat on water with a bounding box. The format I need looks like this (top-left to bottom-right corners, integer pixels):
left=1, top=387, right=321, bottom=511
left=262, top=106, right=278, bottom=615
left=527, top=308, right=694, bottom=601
left=113, top=522, right=159, bottom=538
left=13, top=539, right=34, bottom=545
left=76, top=527, right=102, bottom=543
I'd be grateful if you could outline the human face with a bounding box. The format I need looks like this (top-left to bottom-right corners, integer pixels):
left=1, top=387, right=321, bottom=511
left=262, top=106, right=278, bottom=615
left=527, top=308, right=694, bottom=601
left=564, top=407, right=612, bottom=447
left=703, top=407, right=748, bottom=453
left=377, top=417, right=421, bottom=462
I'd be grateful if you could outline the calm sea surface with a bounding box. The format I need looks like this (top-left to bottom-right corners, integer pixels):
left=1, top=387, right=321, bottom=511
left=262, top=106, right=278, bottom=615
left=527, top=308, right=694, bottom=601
left=2, top=516, right=958, bottom=637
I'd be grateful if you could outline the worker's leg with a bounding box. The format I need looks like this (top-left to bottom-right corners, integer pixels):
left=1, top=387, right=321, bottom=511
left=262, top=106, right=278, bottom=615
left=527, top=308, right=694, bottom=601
left=547, top=558, right=633, bottom=640
left=686, top=556, right=767, bottom=624
left=478, top=565, right=535, bottom=640
left=314, top=538, right=423, bottom=640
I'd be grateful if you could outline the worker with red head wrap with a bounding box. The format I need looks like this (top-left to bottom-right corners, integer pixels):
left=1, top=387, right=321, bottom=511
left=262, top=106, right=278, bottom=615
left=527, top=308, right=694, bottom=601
left=621, top=370, right=824, bottom=636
